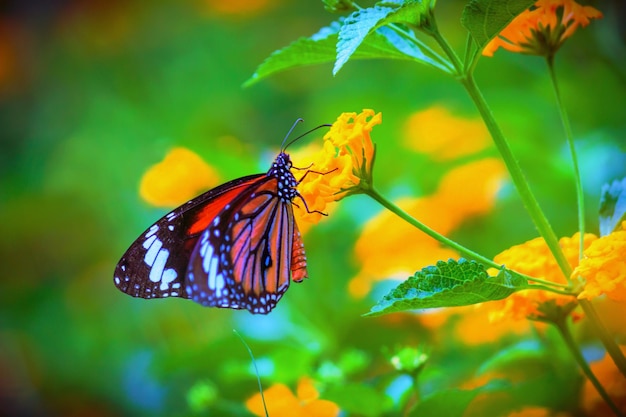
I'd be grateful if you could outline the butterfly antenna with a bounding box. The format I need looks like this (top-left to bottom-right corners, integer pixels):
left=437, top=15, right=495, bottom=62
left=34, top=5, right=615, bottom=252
left=281, top=119, right=332, bottom=151
left=233, top=330, right=269, bottom=417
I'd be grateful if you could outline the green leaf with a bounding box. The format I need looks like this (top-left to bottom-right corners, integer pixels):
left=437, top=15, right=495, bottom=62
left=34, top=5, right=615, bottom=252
left=334, top=0, right=433, bottom=75
left=409, top=381, right=511, bottom=417
left=461, top=0, right=534, bottom=50
left=244, top=22, right=340, bottom=87
left=599, top=177, right=626, bottom=236
left=244, top=20, right=433, bottom=86
left=364, top=259, right=528, bottom=317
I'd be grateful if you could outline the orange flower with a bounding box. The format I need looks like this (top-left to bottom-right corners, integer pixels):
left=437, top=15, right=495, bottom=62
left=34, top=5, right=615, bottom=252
left=483, top=0, right=603, bottom=57
left=139, top=147, right=220, bottom=207
left=292, top=109, right=381, bottom=224
left=575, top=222, right=626, bottom=302
left=581, top=346, right=626, bottom=415
left=349, top=158, right=506, bottom=298
left=489, top=232, right=597, bottom=321
left=245, top=377, right=340, bottom=417
left=403, top=105, right=490, bottom=160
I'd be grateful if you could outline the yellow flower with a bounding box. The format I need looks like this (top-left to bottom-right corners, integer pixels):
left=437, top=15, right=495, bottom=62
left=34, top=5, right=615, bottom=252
left=292, top=109, right=381, bottom=224
left=483, top=0, right=603, bottom=57
left=245, top=377, right=340, bottom=417
left=575, top=222, right=626, bottom=302
left=582, top=346, right=626, bottom=415
left=403, top=105, right=490, bottom=160
left=139, top=147, right=220, bottom=208
left=349, top=158, right=506, bottom=298
left=489, top=232, right=597, bottom=321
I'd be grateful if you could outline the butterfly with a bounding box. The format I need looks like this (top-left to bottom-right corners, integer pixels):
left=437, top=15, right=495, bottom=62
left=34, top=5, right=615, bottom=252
left=113, top=121, right=330, bottom=314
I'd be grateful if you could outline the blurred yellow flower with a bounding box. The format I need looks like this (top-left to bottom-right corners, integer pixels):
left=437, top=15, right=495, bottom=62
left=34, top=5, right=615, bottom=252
left=139, top=147, right=220, bottom=208
left=452, top=304, right=534, bottom=346
left=199, top=0, right=273, bottom=16
left=403, top=106, right=490, bottom=160
left=489, top=232, right=597, bottom=321
left=483, top=0, right=603, bottom=57
left=575, top=222, right=626, bottom=302
left=294, top=109, right=381, bottom=224
left=349, top=158, right=506, bottom=298
left=582, top=346, right=626, bottom=415
left=246, top=377, right=340, bottom=417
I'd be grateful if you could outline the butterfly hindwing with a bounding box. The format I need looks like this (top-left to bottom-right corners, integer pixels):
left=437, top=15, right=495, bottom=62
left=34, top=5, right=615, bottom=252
left=113, top=174, right=265, bottom=301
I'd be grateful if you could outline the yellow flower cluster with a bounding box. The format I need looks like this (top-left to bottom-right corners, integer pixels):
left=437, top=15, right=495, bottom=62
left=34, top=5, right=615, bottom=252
left=293, top=109, right=381, bottom=223
left=490, top=232, right=597, bottom=321
left=483, top=0, right=603, bottom=57
left=576, top=222, right=626, bottom=302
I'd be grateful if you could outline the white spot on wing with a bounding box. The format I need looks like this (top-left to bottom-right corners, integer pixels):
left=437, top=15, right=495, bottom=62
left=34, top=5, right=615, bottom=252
left=146, top=225, right=158, bottom=238
left=144, top=238, right=163, bottom=267
left=149, top=249, right=170, bottom=283
left=160, top=268, right=177, bottom=290
left=142, top=234, right=157, bottom=250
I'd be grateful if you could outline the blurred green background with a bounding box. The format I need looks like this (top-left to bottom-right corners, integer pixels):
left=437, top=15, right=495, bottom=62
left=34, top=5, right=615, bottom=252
left=1, top=0, right=625, bottom=416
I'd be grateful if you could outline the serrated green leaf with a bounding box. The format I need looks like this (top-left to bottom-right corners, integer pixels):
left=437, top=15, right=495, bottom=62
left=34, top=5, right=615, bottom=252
left=245, top=21, right=431, bottom=86
left=334, top=1, right=433, bottom=75
left=461, top=0, right=534, bottom=50
left=599, top=177, right=626, bottom=236
left=335, top=6, right=397, bottom=75
left=409, top=381, right=511, bottom=417
left=365, top=259, right=528, bottom=317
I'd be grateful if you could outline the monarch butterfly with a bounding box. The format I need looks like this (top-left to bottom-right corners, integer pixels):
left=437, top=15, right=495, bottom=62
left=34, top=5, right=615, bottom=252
left=113, top=121, right=330, bottom=314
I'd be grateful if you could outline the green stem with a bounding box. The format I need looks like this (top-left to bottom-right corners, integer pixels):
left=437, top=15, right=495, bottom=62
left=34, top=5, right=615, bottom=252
left=525, top=284, right=576, bottom=296
left=367, top=187, right=499, bottom=269
left=553, top=317, right=624, bottom=417
left=366, top=187, right=567, bottom=291
left=579, top=299, right=626, bottom=378
left=546, top=55, right=586, bottom=260
left=429, top=33, right=573, bottom=280
left=460, top=73, right=573, bottom=279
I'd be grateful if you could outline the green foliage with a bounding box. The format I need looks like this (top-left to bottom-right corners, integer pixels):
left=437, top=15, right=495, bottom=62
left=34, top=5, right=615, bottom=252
left=244, top=21, right=438, bottom=87
left=334, top=1, right=433, bottom=74
left=461, top=0, right=535, bottom=49
left=1, top=0, right=622, bottom=416
left=365, top=260, right=528, bottom=317
left=599, top=177, right=626, bottom=236
left=186, top=380, right=218, bottom=413
left=409, top=380, right=511, bottom=417
left=324, top=383, right=394, bottom=417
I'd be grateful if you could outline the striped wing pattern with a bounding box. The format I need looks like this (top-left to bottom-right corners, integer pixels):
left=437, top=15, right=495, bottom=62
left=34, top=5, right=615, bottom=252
left=113, top=152, right=308, bottom=314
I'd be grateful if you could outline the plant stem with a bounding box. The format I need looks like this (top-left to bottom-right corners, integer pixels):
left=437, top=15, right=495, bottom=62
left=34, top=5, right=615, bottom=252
left=367, top=187, right=498, bottom=269
left=546, top=55, right=586, bottom=262
left=579, top=299, right=626, bottom=378
left=366, top=187, right=567, bottom=291
left=430, top=33, right=573, bottom=280
left=553, top=317, right=624, bottom=417
left=525, top=284, right=576, bottom=296
left=460, top=73, right=573, bottom=279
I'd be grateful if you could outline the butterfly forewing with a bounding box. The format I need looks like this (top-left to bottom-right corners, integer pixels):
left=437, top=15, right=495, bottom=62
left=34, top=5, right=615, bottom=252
left=113, top=174, right=264, bottom=300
